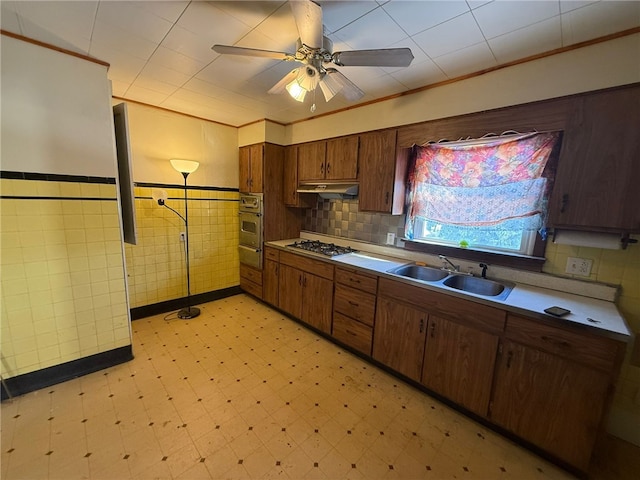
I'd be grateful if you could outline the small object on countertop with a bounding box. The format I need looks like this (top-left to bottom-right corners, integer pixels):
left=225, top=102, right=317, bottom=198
left=544, top=306, right=571, bottom=317
left=587, top=317, right=601, bottom=324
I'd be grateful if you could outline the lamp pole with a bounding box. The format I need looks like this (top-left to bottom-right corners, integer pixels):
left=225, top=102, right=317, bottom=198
left=178, top=170, right=199, bottom=319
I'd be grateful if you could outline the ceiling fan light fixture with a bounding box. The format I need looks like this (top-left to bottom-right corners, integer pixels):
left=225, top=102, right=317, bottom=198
left=318, top=72, right=343, bottom=101
left=286, top=80, right=307, bottom=102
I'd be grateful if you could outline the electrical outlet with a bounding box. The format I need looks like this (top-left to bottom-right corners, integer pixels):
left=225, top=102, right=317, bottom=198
left=386, top=233, right=396, bottom=245
left=565, top=256, right=592, bottom=276
left=179, top=232, right=186, bottom=242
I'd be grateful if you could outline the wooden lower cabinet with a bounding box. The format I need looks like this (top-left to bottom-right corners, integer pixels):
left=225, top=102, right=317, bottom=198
left=372, top=297, right=427, bottom=381
left=422, top=315, right=499, bottom=417
left=278, top=260, right=333, bottom=334
left=263, top=247, right=279, bottom=307
left=490, top=339, right=610, bottom=472
left=239, top=264, right=262, bottom=299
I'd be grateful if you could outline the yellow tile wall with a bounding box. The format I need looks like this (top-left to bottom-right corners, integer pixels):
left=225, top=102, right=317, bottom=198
left=123, top=186, right=240, bottom=308
left=544, top=241, right=640, bottom=438
left=0, top=178, right=131, bottom=379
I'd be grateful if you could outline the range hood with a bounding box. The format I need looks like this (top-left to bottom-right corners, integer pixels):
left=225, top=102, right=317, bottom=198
left=297, top=183, right=359, bottom=199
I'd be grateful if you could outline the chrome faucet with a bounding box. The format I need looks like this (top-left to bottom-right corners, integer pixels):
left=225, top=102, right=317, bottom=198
left=439, top=255, right=459, bottom=273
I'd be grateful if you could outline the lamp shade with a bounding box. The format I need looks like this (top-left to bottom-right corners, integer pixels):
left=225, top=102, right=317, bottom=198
left=170, top=159, right=200, bottom=174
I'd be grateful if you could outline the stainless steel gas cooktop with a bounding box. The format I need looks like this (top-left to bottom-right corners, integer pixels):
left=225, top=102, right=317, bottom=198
left=286, top=240, right=357, bottom=257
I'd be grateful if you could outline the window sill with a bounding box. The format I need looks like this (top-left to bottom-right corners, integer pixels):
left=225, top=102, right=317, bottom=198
left=402, top=239, right=546, bottom=272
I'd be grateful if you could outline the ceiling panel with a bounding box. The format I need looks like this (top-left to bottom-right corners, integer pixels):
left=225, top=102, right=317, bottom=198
left=1, top=0, right=637, bottom=126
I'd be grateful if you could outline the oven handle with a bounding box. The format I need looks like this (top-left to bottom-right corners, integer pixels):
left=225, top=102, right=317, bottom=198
left=239, top=245, right=262, bottom=253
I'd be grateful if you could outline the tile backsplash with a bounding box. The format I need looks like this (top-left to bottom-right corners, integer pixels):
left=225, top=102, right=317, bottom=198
left=302, top=198, right=405, bottom=245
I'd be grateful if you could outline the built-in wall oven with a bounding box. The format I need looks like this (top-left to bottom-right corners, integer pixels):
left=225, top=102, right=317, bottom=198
left=239, top=193, right=263, bottom=269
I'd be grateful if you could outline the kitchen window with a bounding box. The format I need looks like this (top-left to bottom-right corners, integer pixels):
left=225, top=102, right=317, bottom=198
left=405, top=132, right=562, bottom=257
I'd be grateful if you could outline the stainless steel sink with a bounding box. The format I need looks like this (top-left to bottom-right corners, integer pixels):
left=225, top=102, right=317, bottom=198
left=387, top=264, right=449, bottom=282
left=442, top=274, right=514, bottom=299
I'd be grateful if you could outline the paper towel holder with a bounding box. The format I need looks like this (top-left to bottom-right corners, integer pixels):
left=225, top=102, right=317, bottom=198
left=551, top=229, right=637, bottom=249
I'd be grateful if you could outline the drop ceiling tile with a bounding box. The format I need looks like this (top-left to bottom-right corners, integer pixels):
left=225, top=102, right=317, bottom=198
left=11, top=0, right=97, bottom=54
left=137, top=63, right=191, bottom=89
left=177, top=1, right=251, bottom=43
left=91, top=21, right=159, bottom=60
left=561, top=1, right=640, bottom=46
left=560, top=1, right=598, bottom=14
left=489, top=17, right=562, bottom=65
left=331, top=6, right=409, bottom=50
left=91, top=45, right=147, bottom=83
left=320, top=0, right=381, bottom=35
left=161, top=25, right=220, bottom=64
left=135, top=0, right=189, bottom=23
left=390, top=57, right=448, bottom=90
left=130, top=77, right=180, bottom=96
left=382, top=0, right=470, bottom=36
left=125, top=85, right=171, bottom=105
left=211, top=1, right=285, bottom=29
left=148, top=47, right=207, bottom=77
left=473, top=0, right=560, bottom=39
left=196, top=55, right=278, bottom=89
left=0, top=2, right=22, bottom=32
left=433, top=41, right=497, bottom=79
left=95, top=1, right=174, bottom=44
left=412, top=12, right=485, bottom=58
left=110, top=80, right=130, bottom=98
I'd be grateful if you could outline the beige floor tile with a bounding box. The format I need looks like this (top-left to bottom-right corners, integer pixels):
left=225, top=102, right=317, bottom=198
left=4, top=295, right=620, bottom=480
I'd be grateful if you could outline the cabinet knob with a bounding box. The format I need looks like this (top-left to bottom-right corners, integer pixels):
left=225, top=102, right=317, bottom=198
left=506, top=351, right=513, bottom=369
left=326, top=162, right=331, bottom=174
left=429, top=321, right=434, bottom=337
left=420, top=318, right=425, bottom=334
left=385, top=192, right=389, bottom=204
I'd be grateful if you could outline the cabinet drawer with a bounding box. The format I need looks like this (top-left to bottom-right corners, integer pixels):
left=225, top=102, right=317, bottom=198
left=335, top=267, right=378, bottom=294
left=240, top=276, right=262, bottom=298
left=332, top=312, right=373, bottom=356
left=505, top=315, right=620, bottom=371
left=240, top=264, right=263, bottom=285
left=334, top=285, right=376, bottom=327
left=280, top=251, right=334, bottom=280
left=265, top=246, right=279, bottom=262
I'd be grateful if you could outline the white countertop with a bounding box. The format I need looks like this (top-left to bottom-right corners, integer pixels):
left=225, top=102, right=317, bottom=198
left=266, top=237, right=632, bottom=342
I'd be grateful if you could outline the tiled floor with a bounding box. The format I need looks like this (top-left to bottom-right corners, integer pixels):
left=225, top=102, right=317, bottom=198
left=0, top=294, right=633, bottom=479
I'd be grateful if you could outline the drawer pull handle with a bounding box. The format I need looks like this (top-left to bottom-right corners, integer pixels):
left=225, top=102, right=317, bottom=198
left=541, top=336, right=570, bottom=348
left=430, top=322, right=435, bottom=337
left=420, top=318, right=425, bottom=334
left=348, top=301, right=359, bottom=307
left=350, top=277, right=361, bottom=283
left=506, top=351, right=513, bottom=369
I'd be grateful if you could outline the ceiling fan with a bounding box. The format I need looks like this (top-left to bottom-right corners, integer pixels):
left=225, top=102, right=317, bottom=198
left=212, top=0, right=414, bottom=110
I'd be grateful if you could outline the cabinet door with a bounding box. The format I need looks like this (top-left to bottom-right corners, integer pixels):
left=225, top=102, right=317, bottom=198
left=298, top=141, right=327, bottom=182
left=248, top=143, right=264, bottom=193
left=263, top=258, right=279, bottom=307
left=279, top=264, right=303, bottom=319
left=358, top=130, right=399, bottom=213
left=283, top=145, right=312, bottom=208
left=490, top=339, right=610, bottom=471
left=326, top=136, right=359, bottom=181
left=549, top=85, right=640, bottom=231
left=302, top=273, right=333, bottom=334
left=239, top=146, right=252, bottom=193
left=372, top=297, right=427, bottom=381
left=422, top=316, right=498, bottom=416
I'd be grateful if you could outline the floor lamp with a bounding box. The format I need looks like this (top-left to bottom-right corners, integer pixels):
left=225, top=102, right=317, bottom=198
left=156, top=159, right=201, bottom=319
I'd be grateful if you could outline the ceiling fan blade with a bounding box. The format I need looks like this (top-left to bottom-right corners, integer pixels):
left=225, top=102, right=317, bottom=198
left=332, top=48, right=414, bottom=67
left=212, top=44, right=294, bottom=61
left=290, top=0, right=323, bottom=49
left=323, top=68, right=364, bottom=102
left=268, top=69, right=300, bottom=95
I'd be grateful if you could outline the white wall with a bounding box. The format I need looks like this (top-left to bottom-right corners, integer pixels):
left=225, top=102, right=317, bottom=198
left=1, top=36, right=116, bottom=177
left=121, top=102, right=239, bottom=188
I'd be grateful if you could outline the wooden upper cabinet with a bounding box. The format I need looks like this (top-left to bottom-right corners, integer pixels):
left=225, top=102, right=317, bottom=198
left=284, top=145, right=313, bottom=208
left=548, top=84, right=640, bottom=232
left=239, top=143, right=264, bottom=193
left=325, top=136, right=359, bottom=181
left=298, top=137, right=358, bottom=182
left=298, top=141, right=327, bottom=182
left=358, top=129, right=408, bottom=214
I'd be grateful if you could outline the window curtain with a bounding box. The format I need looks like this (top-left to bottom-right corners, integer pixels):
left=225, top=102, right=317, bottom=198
left=405, top=132, right=561, bottom=240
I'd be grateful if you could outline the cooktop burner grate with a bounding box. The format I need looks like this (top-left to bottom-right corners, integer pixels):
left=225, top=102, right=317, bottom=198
left=287, top=240, right=357, bottom=257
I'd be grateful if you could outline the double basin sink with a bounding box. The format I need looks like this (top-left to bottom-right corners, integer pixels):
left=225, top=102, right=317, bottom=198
left=386, top=264, right=515, bottom=301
